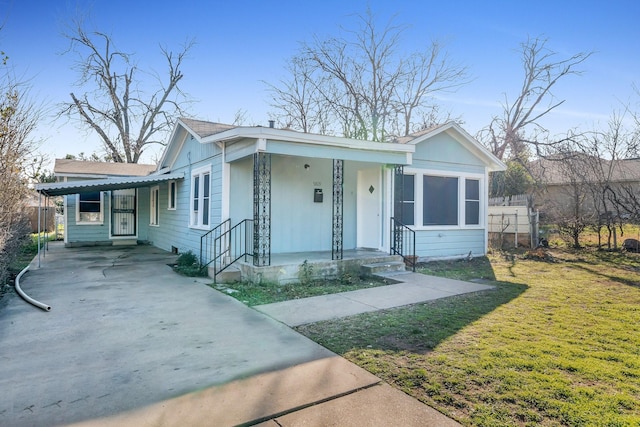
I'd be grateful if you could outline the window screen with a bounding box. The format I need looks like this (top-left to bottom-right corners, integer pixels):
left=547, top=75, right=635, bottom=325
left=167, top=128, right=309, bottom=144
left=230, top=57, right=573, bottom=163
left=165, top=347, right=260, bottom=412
left=423, top=176, right=458, bottom=226
left=394, top=174, right=415, bottom=226
left=465, top=179, right=480, bottom=225
left=78, top=192, right=102, bottom=223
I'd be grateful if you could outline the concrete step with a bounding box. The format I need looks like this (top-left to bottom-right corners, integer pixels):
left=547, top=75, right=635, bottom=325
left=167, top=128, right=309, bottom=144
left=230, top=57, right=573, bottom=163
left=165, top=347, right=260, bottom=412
left=209, top=264, right=241, bottom=283
left=361, top=261, right=406, bottom=276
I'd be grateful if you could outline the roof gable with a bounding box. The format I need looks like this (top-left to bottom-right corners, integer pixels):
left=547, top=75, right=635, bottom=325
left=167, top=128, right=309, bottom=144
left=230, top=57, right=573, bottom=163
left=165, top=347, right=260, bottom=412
left=179, top=118, right=237, bottom=140
left=158, top=118, right=237, bottom=170
left=398, top=122, right=506, bottom=172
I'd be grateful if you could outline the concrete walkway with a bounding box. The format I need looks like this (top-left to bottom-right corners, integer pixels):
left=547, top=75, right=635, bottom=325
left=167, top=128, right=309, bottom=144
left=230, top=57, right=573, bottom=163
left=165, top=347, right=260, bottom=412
left=1, top=243, right=463, bottom=427
left=255, top=272, right=493, bottom=326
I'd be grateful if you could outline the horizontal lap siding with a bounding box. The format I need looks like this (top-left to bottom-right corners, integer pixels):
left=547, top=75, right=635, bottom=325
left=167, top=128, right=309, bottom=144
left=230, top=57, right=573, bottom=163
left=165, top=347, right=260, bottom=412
left=147, top=141, right=222, bottom=256
left=65, top=194, right=111, bottom=243
left=411, top=159, right=485, bottom=175
left=137, top=188, right=150, bottom=241
left=415, top=229, right=485, bottom=259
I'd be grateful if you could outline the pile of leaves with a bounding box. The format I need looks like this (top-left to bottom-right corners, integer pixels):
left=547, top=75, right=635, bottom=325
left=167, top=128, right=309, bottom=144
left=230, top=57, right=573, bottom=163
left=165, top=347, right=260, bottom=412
left=523, top=247, right=555, bottom=262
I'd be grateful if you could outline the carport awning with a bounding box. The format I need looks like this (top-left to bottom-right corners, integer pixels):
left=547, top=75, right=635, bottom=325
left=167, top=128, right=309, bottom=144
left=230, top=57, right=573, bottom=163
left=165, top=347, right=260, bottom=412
left=35, top=172, right=184, bottom=197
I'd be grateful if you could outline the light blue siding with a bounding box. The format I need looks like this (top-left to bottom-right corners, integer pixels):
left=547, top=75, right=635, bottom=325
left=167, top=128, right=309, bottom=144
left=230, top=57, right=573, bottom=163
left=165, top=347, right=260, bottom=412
left=172, top=138, right=221, bottom=171
left=146, top=135, right=224, bottom=256
left=229, top=155, right=362, bottom=253
left=64, top=193, right=111, bottom=244
left=229, top=157, right=253, bottom=223
left=415, top=229, right=486, bottom=259
left=137, top=188, right=150, bottom=241
left=412, top=133, right=486, bottom=174
left=270, top=156, right=333, bottom=252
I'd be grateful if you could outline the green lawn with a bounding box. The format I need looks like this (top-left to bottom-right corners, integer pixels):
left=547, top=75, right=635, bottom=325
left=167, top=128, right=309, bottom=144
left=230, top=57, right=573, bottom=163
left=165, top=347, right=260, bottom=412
left=296, top=249, right=640, bottom=426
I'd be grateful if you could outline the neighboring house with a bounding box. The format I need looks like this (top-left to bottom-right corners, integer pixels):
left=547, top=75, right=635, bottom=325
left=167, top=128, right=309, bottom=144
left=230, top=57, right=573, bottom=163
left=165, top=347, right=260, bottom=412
left=530, top=155, right=640, bottom=222
left=37, top=118, right=505, bottom=282
left=51, top=159, right=157, bottom=245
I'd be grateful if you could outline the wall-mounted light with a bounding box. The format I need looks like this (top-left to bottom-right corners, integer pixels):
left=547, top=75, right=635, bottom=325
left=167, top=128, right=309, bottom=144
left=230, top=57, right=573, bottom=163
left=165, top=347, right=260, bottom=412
left=304, top=164, right=310, bottom=169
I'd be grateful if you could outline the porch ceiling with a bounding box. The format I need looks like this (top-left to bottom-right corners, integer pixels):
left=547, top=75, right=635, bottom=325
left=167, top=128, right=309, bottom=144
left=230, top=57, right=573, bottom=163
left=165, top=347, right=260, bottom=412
left=35, top=172, right=184, bottom=197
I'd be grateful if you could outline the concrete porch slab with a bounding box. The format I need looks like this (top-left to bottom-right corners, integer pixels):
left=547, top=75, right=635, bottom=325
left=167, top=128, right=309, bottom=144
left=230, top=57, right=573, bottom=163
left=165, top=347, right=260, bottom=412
left=230, top=249, right=403, bottom=284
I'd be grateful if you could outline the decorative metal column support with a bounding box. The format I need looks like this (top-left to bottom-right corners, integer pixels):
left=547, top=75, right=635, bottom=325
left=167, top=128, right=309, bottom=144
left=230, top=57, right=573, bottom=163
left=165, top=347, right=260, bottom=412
left=393, top=165, right=404, bottom=254
left=332, top=159, right=344, bottom=260
left=253, top=152, right=271, bottom=266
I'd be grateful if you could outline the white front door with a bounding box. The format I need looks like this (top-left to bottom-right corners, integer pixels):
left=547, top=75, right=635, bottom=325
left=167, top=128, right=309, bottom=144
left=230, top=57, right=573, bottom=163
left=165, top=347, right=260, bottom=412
left=357, top=168, right=382, bottom=249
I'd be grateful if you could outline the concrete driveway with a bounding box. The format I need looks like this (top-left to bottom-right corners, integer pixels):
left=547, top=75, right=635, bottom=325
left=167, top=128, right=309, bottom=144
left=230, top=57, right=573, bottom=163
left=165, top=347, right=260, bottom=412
left=1, top=243, right=462, bottom=427
left=0, top=243, right=339, bottom=426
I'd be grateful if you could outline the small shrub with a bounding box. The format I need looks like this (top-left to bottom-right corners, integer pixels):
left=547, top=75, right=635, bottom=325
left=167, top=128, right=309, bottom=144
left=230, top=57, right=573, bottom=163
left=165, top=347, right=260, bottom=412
left=173, top=251, right=207, bottom=277
left=338, top=264, right=361, bottom=284
left=176, top=250, right=198, bottom=267
left=298, top=260, right=314, bottom=285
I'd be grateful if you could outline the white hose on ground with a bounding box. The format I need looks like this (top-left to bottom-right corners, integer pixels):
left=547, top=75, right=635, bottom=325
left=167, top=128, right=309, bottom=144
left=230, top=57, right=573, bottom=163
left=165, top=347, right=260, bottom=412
left=14, top=265, right=51, bottom=312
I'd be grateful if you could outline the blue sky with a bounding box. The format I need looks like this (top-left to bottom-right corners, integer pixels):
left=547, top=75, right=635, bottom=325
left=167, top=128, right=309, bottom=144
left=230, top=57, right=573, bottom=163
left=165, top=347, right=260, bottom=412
left=2, top=0, right=639, bottom=166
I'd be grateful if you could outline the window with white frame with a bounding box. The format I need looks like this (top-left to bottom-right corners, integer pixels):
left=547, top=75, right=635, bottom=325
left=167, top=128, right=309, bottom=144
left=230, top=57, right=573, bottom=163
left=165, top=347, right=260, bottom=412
left=396, top=171, right=483, bottom=228
left=465, top=179, right=480, bottom=225
left=167, top=180, right=177, bottom=210
left=76, top=191, right=103, bottom=224
left=190, top=165, right=211, bottom=228
left=394, top=174, right=415, bottom=226
left=150, top=186, right=159, bottom=226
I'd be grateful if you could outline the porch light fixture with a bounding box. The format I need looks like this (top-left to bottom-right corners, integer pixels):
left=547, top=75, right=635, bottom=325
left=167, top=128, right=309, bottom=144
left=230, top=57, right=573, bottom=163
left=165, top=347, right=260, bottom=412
left=304, top=164, right=310, bottom=169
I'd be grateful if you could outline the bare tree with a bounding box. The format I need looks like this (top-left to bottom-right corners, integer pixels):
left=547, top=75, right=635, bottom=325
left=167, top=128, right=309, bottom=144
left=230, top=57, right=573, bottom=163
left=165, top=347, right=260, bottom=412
left=534, top=106, right=639, bottom=249
left=541, top=150, right=594, bottom=249
left=266, top=56, right=331, bottom=133
left=267, top=8, right=468, bottom=141
left=61, top=21, right=193, bottom=163
left=478, top=37, right=592, bottom=161
left=0, top=50, right=42, bottom=284
left=593, top=108, right=640, bottom=229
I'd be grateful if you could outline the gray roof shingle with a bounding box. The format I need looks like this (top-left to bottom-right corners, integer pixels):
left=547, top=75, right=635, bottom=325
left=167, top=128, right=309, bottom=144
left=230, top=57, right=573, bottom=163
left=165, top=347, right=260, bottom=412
left=179, top=118, right=237, bottom=139
left=54, top=159, right=157, bottom=177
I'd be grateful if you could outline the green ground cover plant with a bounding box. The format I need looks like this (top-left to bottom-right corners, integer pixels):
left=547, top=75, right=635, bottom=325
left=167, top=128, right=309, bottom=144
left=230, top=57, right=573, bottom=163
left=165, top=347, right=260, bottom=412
left=1, top=233, right=49, bottom=297
left=297, top=249, right=640, bottom=426
left=172, top=250, right=208, bottom=277
left=215, top=275, right=390, bottom=306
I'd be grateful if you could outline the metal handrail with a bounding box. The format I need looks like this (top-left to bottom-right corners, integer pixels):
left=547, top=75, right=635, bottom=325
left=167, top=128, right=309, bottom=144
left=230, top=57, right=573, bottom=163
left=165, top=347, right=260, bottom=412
left=201, top=219, right=254, bottom=283
left=200, top=218, right=230, bottom=267
left=390, top=217, right=416, bottom=272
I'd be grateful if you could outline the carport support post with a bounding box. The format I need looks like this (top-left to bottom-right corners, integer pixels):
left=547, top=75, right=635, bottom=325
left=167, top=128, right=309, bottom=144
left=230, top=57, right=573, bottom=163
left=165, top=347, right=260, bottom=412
left=37, top=192, right=41, bottom=267
left=44, top=196, right=48, bottom=251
